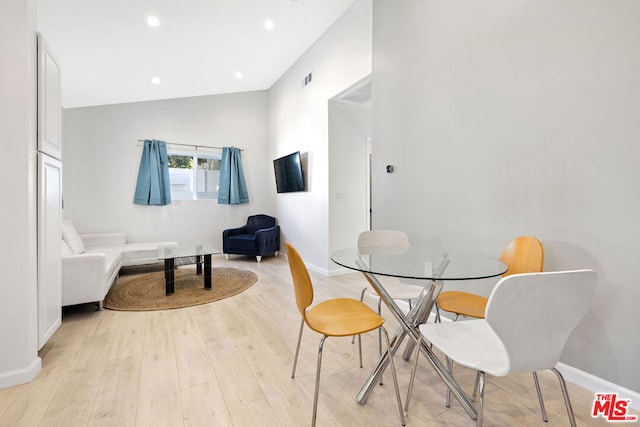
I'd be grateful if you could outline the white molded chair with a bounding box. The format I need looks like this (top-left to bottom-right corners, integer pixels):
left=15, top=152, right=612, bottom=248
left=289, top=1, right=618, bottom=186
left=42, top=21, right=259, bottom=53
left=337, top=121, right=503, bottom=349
left=406, top=270, right=597, bottom=427
left=354, top=231, right=426, bottom=349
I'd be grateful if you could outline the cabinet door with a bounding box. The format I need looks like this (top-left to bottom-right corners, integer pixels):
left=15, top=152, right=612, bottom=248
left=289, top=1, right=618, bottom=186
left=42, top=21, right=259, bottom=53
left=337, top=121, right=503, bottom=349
left=38, top=154, right=62, bottom=349
left=37, top=33, right=62, bottom=160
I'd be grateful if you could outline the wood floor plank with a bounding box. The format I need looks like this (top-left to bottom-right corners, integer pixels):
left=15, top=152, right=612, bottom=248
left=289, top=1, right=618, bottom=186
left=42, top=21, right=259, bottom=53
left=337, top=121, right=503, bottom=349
left=105, top=310, right=146, bottom=362
left=38, top=329, right=113, bottom=425
left=196, top=303, right=244, bottom=363
left=180, top=379, right=233, bottom=427
left=213, top=355, right=282, bottom=426
left=172, top=308, right=216, bottom=390
left=234, top=332, right=311, bottom=426
left=87, top=354, right=142, bottom=427
left=136, top=310, right=183, bottom=427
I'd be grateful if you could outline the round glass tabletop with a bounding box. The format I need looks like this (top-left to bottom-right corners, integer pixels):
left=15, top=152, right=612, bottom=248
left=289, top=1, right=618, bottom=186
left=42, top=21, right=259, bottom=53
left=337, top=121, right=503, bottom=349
left=331, top=246, right=507, bottom=281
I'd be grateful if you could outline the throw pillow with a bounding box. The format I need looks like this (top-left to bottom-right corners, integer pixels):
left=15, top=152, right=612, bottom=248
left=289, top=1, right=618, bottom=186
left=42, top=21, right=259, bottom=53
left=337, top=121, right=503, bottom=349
left=62, top=220, right=85, bottom=254
left=60, top=239, right=73, bottom=257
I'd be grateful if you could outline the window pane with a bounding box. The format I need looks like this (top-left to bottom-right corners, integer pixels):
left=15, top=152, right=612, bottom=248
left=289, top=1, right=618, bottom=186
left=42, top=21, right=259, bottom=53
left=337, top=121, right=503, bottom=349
left=169, top=168, right=193, bottom=200
left=168, top=155, right=193, bottom=169
left=167, top=151, right=220, bottom=200
left=196, top=157, right=220, bottom=199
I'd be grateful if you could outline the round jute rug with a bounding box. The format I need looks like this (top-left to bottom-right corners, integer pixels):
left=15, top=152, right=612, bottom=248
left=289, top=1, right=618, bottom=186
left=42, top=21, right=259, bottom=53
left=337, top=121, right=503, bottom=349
left=103, top=267, right=258, bottom=311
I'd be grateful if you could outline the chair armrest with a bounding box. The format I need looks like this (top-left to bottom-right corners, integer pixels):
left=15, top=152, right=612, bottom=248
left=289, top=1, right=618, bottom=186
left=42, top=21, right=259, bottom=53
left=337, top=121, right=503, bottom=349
left=80, top=232, right=127, bottom=249
left=62, top=252, right=107, bottom=278
left=61, top=253, right=109, bottom=306
left=255, top=225, right=279, bottom=237
left=223, top=226, right=248, bottom=238
left=255, top=225, right=280, bottom=254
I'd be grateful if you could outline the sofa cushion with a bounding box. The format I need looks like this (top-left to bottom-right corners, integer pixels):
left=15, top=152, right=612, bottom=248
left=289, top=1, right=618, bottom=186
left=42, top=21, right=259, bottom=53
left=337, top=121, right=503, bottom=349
left=62, top=220, right=85, bottom=254
left=227, top=234, right=256, bottom=251
left=120, top=242, right=167, bottom=267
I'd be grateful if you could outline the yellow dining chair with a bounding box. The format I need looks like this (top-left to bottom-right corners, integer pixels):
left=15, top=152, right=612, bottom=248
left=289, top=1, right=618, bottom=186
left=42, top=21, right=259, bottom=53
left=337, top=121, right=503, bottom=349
left=285, top=242, right=405, bottom=427
left=434, top=236, right=546, bottom=413
left=436, top=236, right=545, bottom=322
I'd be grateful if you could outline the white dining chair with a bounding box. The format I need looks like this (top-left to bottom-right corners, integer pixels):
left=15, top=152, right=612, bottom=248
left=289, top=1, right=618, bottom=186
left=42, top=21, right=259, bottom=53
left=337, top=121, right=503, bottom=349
left=405, top=269, right=597, bottom=427
left=353, top=230, right=426, bottom=355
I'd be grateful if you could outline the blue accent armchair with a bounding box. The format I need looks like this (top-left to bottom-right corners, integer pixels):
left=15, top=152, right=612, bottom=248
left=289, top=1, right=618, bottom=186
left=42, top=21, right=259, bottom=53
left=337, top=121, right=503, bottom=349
left=222, top=214, right=280, bottom=262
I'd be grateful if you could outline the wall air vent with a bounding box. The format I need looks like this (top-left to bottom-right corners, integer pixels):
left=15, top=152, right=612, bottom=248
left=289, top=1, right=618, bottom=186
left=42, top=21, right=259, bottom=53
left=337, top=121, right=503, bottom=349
left=303, top=72, right=312, bottom=86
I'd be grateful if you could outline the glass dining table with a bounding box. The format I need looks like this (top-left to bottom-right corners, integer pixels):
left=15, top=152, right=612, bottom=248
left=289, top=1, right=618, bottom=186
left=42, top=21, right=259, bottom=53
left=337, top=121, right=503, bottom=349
left=331, top=245, right=507, bottom=420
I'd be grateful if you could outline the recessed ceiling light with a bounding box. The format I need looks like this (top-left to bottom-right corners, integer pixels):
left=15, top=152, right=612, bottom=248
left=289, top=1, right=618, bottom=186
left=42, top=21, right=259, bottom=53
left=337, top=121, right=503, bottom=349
left=151, top=77, right=161, bottom=84
left=264, top=19, right=274, bottom=30
left=235, top=72, right=243, bottom=79
left=147, top=16, right=160, bottom=27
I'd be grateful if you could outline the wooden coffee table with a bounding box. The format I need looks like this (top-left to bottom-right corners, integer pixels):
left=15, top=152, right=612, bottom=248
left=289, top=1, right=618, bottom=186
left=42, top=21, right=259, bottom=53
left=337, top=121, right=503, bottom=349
left=157, top=243, right=220, bottom=295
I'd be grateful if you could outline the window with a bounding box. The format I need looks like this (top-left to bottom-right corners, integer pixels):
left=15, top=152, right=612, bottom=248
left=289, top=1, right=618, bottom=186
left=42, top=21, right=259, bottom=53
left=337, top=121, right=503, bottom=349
left=168, top=151, right=221, bottom=200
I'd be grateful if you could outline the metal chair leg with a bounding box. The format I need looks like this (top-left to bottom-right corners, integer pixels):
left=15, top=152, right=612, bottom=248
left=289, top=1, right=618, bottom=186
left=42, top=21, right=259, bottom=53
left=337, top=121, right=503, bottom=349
left=377, top=298, right=383, bottom=356
left=443, top=313, right=459, bottom=404
left=477, top=371, right=485, bottom=427
left=351, top=287, right=368, bottom=344
left=377, top=297, right=383, bottom=385
left=551, top=367, right=577, bottom=427
left=291, top=318, right=304, bottom=378
left=381, top=326, right=406, bottom=426
left=312, top=335, right=328, bottom=427
left=532, top=371, right=548, bottom=422
left=357, top=334, right=363, bottom=368
left=445, top=357, right=454, bottom=407
left=472, top=370, right=481, bottom=398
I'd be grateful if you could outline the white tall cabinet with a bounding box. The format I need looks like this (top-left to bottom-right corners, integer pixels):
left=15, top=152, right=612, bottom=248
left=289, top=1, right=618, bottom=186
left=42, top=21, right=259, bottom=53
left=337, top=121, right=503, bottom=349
left=36, top=34, right=62, bottom=349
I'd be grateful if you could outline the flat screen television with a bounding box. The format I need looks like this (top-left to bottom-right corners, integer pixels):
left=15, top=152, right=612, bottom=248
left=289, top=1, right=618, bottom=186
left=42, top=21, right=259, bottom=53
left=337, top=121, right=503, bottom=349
left=273, top=151, right=304, bottom=193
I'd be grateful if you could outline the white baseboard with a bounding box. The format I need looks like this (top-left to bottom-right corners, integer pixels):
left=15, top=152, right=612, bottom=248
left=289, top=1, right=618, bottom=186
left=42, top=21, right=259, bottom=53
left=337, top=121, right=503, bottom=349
left=0, top=357, right=41, bottom=389
left=556, top=362, right=640, bottom=411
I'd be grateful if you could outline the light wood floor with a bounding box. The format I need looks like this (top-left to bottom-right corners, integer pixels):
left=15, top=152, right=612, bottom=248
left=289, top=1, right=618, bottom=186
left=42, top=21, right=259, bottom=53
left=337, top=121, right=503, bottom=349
left=0, top=256, right=631, bottom=426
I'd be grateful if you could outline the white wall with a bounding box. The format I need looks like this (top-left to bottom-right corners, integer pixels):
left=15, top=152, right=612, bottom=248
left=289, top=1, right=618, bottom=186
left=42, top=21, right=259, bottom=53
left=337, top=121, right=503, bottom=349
left=0, top=0, right=41, bottom=387
left=269, top=0, right=372, bottom=271
left=62, top=91, right=272, bottom=248
left=372, top=0, right=640, bottom=392
left=328, top=99, right=371, bottom=260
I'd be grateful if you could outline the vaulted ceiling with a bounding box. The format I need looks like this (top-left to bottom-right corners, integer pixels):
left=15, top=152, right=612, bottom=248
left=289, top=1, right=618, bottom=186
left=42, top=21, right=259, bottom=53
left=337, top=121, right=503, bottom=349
left=36, top=0, right=358, bottom=108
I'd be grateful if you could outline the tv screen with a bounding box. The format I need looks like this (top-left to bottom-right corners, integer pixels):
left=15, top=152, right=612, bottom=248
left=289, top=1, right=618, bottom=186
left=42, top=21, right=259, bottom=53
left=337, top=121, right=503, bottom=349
left=273, top=151, right=304, bottom=193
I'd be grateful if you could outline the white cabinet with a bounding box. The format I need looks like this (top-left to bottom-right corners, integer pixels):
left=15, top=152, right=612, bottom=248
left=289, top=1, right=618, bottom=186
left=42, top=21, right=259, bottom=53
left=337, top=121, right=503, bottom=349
left=37, top=154, right=62, bottom=349
left=37, top=33, right=62, bottom=349
left=37, top=34, right=62, bottom=160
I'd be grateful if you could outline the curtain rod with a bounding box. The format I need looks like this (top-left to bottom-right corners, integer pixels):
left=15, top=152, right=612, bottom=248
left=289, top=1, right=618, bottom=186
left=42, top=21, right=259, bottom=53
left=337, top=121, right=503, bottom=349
left=137, top=139, right=242, bottom=151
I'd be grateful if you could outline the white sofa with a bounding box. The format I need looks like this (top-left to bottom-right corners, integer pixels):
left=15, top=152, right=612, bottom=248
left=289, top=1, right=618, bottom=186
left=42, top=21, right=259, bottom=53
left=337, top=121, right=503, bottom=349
left=61, top=221, right=175, bottom=309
